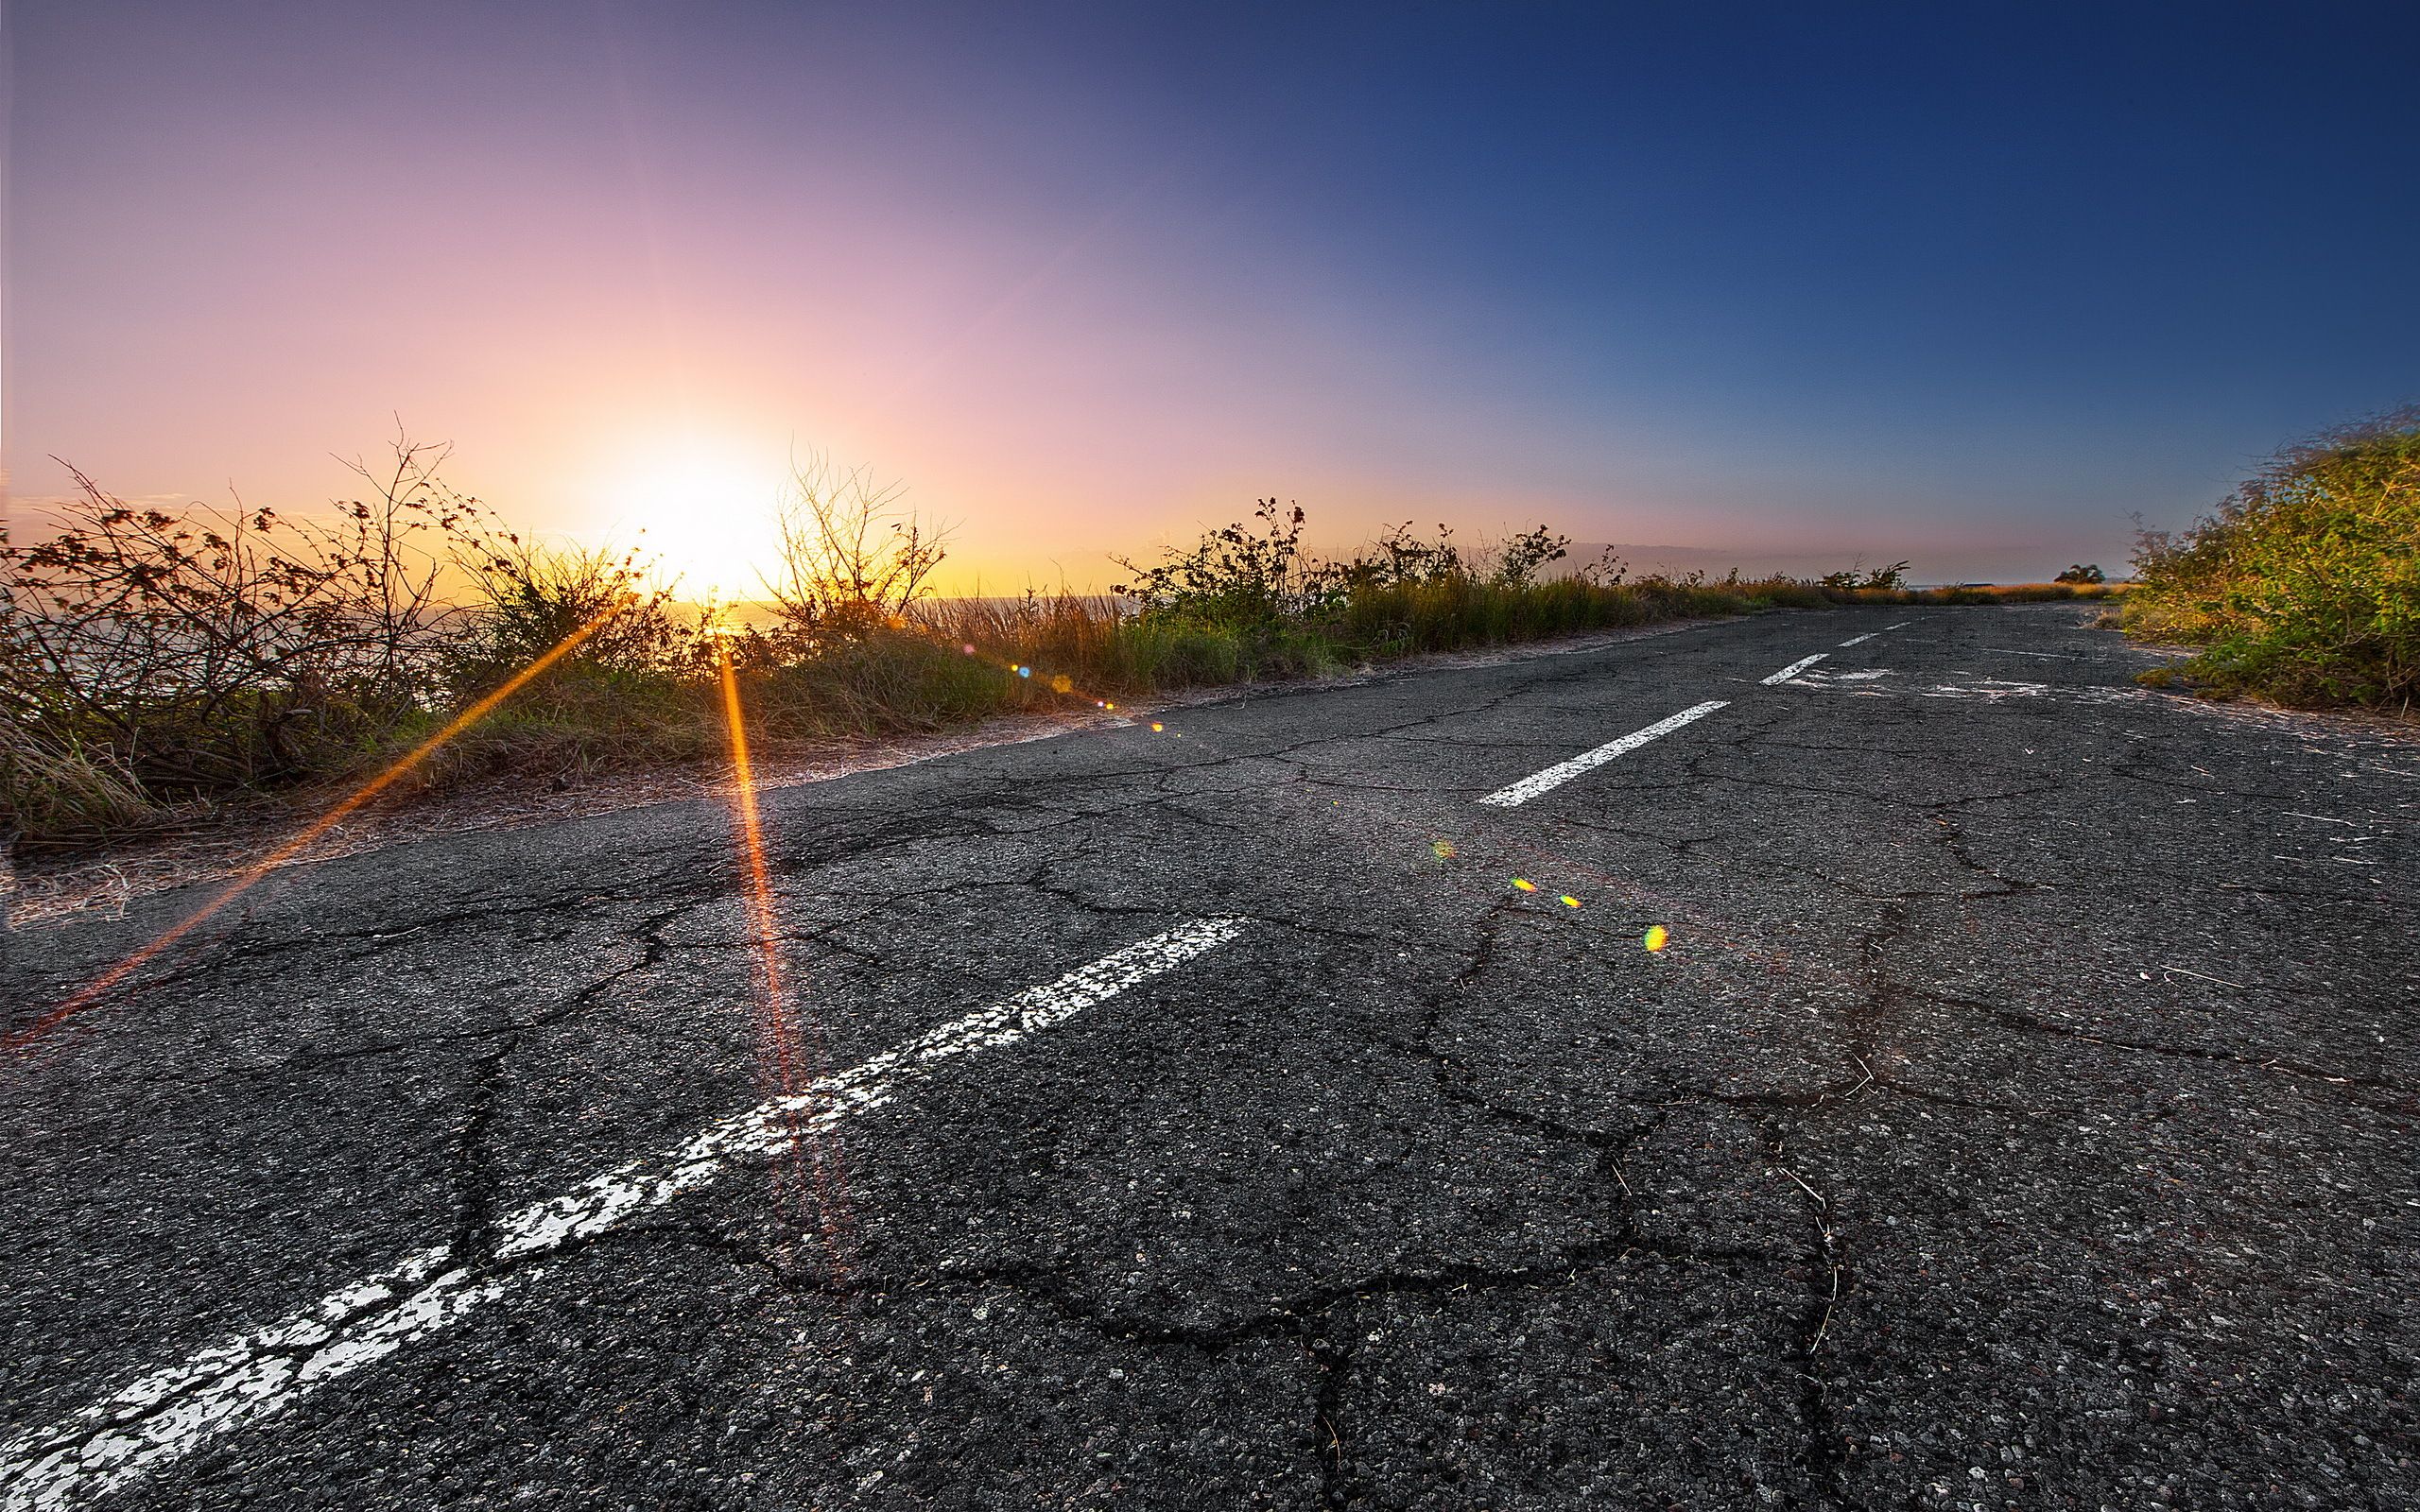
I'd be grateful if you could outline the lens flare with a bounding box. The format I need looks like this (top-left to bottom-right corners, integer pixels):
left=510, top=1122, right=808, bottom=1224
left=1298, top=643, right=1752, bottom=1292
left=12, top=600, right=631, bottom=1048
left=715, top=640, right=854, bottom=1273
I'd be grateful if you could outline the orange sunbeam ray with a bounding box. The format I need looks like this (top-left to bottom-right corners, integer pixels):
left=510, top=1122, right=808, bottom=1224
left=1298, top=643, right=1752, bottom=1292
left=9, top=602, right=632, bottom=1049
left=715, top=637, right=855, bottom=1275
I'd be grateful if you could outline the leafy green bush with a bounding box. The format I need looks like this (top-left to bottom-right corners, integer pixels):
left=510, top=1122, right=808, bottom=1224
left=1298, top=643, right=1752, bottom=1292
left=2125, top=410, right=2419, bottom=709
left=447, top=538, right=701, bottom=694
left=1110, top=498, right=1328, bottom=626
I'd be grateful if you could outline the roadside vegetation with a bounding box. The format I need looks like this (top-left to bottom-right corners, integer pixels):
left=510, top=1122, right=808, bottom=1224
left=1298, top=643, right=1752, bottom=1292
left=2123, top=409, right=2418, bottom=712
left=3, top=439, right=2109, bottom=850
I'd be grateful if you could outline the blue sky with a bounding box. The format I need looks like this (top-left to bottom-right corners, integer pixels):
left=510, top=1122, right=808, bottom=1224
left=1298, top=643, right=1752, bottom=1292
left=9, top=1, right=2417, bottom=584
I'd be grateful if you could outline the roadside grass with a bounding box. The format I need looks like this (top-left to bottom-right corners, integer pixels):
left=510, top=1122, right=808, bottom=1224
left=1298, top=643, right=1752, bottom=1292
left=2124, top=409, right=2418, bottom=712
left=1828, top=580, right=2124, bottom=607
left=1, top=445, right=2118, bottom=851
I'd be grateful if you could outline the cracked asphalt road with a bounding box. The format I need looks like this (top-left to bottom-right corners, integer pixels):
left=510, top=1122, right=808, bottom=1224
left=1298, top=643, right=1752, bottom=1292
left=4, top=605, right=2415, bottom=1511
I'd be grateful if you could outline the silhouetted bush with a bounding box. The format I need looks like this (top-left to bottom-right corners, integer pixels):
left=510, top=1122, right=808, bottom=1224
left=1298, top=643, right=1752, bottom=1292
left=3, top=441, right=492, bottom=840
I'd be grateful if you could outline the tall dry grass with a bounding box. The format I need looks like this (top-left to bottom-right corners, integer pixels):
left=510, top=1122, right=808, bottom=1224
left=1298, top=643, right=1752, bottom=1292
left=7, top=443, right=2068, bottom=850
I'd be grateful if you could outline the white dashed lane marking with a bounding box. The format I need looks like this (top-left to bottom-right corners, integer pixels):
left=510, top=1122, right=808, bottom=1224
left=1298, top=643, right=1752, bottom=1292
left=1478, top=700, right=1728, bottom=808
left=1838, top=632, right=1879, bottom=646
left=0, top=918, right=1248, bottom=1512
left=1761, top=653, right=1828, bottom=685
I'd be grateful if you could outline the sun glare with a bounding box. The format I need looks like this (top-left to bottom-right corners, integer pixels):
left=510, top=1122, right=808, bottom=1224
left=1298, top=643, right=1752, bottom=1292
left=604, top=442, right=786, bottom=600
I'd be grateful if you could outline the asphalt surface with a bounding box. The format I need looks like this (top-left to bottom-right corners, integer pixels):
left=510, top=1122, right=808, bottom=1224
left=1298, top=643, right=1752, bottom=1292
left=4, top=605, right=2415, bottom=1511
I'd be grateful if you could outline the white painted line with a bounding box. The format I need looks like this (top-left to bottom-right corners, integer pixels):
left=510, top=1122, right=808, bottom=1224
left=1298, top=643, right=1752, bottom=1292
left=1761, top=653, right=1828, bottom=685
left=1884, top=621, right=1912, bottom=630
left=1837, top=632, right=1879, bottom=646
left=1900, top=679, right=2141, bottom=706
left=0, top=918, right=1246, bottom=1512
left=1477, top=701, right=1727, bottom=808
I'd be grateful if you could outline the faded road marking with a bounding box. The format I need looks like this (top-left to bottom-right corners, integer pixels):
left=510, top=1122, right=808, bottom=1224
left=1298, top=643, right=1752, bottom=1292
left=1907, top=676, right=2139, bottom=704
left=0, top=918, right=1246, bottom=1512
left=1762, top=653, right=1828, bottom=685
left=1790, top=668, right=2144, bottom=707
left=1838, top=632, right=1879, bottom=646
left=1478, top=701, right=1727, bottom=808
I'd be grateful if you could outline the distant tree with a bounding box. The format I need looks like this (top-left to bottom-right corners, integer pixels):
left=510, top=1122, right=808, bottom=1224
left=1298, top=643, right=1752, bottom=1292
left=2055, top=563, right=2106, bottom=584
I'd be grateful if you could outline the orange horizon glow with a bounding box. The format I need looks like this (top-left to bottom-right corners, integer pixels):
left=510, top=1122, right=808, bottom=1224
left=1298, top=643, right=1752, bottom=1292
left=20, top=7, right=2345, bottom=595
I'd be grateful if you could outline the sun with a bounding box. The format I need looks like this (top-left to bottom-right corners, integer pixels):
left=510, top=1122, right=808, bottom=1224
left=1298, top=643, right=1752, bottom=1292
left=600, top=440, right=786, bottom=600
